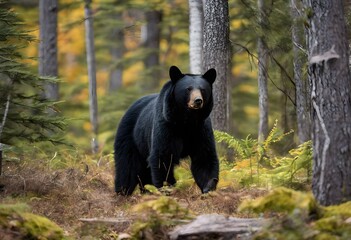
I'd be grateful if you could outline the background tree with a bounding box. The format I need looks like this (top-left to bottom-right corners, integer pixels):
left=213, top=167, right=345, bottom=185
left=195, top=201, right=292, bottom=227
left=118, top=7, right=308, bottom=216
left=39, top=0, right=59, bottom=101
left=304, top=0, right=351, bottom=205
left=290, top=0, right=310, bottom=144
left=84, top=0, right=99, bottom=154
left=188, top=0, right=203, bottom=74
left=257, top=0, right=269, bottom=142
left=0, top=3, right=65, bottom=173
left=108, top=13, right=125, bottom=92
left=142, top=9, right=162, bottom=91
left=203, top=0, right=230, bottom=132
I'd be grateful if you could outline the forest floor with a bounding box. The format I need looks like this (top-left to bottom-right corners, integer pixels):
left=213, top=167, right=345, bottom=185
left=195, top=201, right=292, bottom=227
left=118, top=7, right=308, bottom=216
left=0, top=154, right=267, bottom=239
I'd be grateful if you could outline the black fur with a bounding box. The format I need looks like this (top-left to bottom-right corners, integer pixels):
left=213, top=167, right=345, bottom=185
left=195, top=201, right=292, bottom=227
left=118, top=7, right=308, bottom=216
left=114, top=66, right=219, bottom=195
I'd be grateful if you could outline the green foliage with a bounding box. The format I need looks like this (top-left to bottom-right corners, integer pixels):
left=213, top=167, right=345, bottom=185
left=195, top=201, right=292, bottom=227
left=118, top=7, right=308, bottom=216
left=214, top=121, right=311, bottom=189
left=131, top=196, right=193, bottom=239
left=0, top=2, right=65, bottom=147
left=238, top=187, right=351, bottom=240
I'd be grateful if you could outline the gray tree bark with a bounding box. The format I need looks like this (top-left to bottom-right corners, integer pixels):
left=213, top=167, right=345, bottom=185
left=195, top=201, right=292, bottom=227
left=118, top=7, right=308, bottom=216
left=84, top=0, right=99, bottom=154
left=39, top=0, right=59, bottom=101
left=109, top=19, right=124, bottom=92
left=203, top=0, right=230, bottom=132
left=142, top=10, right=162, bottom=91
left=188, top=0, right=203, bottom=74
left=304, top=0, right=351, bottom=205
left=290, top=0, right=311, bottom=144
left=257, top=0, right=269, bottom=143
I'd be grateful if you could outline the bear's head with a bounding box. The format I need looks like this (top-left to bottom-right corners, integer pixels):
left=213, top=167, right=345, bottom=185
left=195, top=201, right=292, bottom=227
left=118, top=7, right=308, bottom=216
left=169, top=66, right=216, bottom=121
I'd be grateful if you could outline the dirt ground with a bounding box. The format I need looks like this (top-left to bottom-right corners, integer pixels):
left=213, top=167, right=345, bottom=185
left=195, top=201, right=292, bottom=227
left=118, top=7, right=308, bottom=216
left=0, top=157, right=266, bottom=238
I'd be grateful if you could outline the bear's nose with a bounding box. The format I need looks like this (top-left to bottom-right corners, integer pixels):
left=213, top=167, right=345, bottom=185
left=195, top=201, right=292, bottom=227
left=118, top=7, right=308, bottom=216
left=194, top=97, right=203, bottom=107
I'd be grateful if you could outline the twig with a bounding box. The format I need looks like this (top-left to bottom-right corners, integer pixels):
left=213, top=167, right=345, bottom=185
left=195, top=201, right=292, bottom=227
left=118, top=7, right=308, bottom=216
left=79, top=217, right=131, bottom=224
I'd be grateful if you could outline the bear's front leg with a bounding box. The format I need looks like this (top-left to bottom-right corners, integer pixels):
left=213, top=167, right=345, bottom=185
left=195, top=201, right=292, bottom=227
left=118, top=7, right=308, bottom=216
left=190, top=161, right=219, bottom=193
left=148, top=152, right=177, bottom=188
left=189, top=123, right=219, bottom=193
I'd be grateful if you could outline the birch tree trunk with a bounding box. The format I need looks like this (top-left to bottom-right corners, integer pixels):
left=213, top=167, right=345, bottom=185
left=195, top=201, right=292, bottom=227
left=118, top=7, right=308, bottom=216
left=188, top=0, right=203, bottom=74
left=203, top=0, right=230, bottom=132
left=304, top=0, right=351, bottom=205
left=84, top=0, right=99, bottom=154
left=39, top=0, right=59, bottom=100
left=290, top=0, right=310, bottom=144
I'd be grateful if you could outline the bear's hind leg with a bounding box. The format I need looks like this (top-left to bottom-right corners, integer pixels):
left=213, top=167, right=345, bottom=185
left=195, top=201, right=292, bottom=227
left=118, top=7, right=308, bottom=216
left=115, top=148, right=144, bottom=196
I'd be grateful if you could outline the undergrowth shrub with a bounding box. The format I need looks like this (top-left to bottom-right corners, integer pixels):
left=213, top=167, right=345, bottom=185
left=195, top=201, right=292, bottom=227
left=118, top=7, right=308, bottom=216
left=213, top=120, right=312, bottom=190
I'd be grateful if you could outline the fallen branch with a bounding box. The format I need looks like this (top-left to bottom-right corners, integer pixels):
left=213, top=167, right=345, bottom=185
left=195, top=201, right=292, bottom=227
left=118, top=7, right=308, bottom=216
left=79, top=217, right=131, bottom=225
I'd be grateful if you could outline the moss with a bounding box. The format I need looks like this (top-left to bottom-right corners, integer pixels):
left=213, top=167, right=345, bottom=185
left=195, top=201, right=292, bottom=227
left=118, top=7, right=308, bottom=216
left=0, top=203, right=64, bottom=239
left=238, top=187, right=319, bottom=216
left=323, top=201, right=351, bottom=219
left=131, top=196, right=193, bottom=239
left=239, top=188, right=351, bottom=240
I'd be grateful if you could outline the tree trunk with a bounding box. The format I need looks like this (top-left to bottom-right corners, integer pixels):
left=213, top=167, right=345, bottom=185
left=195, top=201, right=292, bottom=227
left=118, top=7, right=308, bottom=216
left=142, top=10, right=162, bottom=91
left=84, top=0, right=99, bottom=154
left=257, top=0, right=269, bottom=143
left=304, top=0, right=351, bottom=206
left=109, top=23, right=124, bottom=91
left=203, top=0, right=230, bottom=132
left=0, top=79, right=12, bottom=176
left=290, top=0, right=310, bottom=144
left=39, top=0, right=59, bottom=100
left=188, top=0, right=203, bottom=74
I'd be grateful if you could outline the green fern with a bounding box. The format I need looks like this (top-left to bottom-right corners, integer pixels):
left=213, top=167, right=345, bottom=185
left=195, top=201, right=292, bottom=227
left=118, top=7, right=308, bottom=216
left=213, top=121, right=310, bottom=189
left=214, top=131, right=257, bottom=159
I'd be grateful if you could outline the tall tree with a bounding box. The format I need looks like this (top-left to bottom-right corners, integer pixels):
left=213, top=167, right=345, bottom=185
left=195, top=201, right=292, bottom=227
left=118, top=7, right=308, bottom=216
left=304, top=0, right=351, bottom=205
left=188, top=0, right=203, bottom=74
left=142, top=10, right=162, bottom=91
left=39, top=0, right=59, bottom=101
left=84, top=0, right=99, bottom=154
left=257, top=0, right=269, bottom=142
left=0, top=3, right=65, bottom=173
left=203, top=0, right=230, bottom=131
left=108, top=13, right=125, bottom=92
left=290, top=0, right=310, bottom=144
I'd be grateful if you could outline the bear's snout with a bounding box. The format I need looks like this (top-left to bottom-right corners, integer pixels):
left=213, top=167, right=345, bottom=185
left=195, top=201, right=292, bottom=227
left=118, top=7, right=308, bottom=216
left=188, top=89, right=204, bottom=109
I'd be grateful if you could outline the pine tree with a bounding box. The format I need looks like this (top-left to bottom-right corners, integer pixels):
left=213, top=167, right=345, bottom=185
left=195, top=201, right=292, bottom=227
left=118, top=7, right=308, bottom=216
left=0, top=2, right=65, bottom=164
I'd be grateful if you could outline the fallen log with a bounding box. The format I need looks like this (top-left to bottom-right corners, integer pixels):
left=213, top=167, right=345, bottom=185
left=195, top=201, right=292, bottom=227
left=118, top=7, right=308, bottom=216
left=169, top=214, right=266, bottom=240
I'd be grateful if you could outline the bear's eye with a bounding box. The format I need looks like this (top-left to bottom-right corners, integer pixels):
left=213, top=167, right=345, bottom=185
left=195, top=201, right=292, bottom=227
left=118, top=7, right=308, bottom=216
left=186, top=87, right=193, bottom=92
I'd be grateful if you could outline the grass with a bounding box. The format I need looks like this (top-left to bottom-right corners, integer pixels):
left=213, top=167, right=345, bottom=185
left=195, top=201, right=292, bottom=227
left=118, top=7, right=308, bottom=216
left=0, top=148, right=267, bottom=239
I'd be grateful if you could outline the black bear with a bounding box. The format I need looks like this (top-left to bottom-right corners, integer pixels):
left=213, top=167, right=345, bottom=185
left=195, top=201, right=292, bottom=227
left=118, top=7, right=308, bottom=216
left=114, top=66, right=219, bottom=195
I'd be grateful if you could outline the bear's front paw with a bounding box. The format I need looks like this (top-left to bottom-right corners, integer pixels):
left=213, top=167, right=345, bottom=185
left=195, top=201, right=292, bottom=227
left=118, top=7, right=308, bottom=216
left=202, top=178, right=218, bottom=193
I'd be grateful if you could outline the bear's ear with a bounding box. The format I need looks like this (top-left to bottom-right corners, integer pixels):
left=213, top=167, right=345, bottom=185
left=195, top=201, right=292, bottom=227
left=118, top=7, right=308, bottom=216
left=169, top=66, right=184, bottom=83
left=203, top=68, right=216, bottom=84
